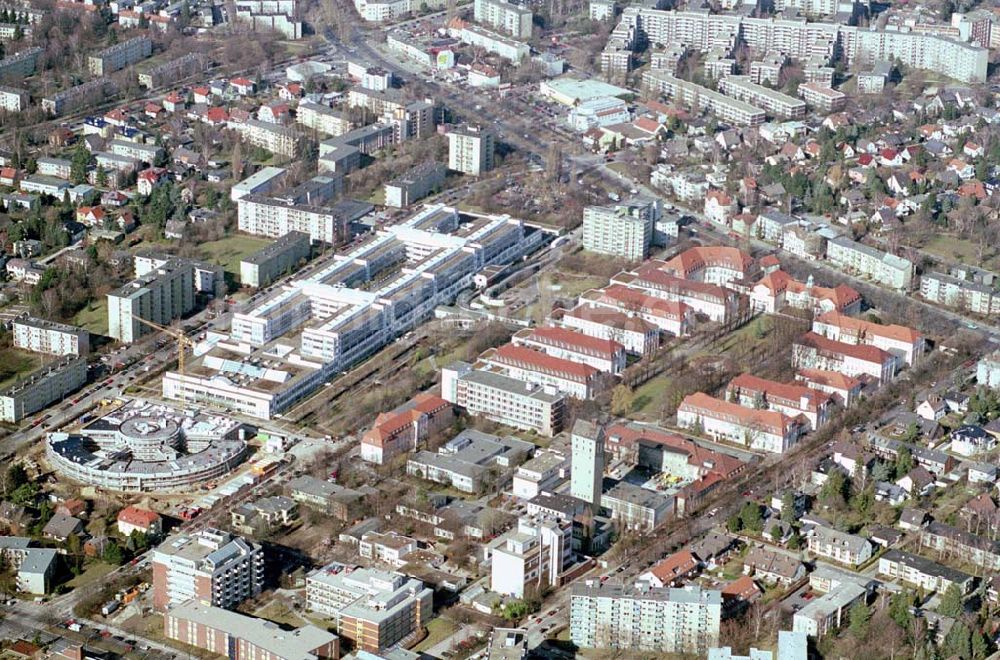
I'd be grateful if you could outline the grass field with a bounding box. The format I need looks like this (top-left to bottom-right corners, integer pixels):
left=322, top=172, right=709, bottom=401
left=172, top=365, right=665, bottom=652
left=631, top=373, right=670, bottom=416
left=414, top=617, right=459, bottom=653
left=921, top=234, right=1000, bottom=271
left=66, top=562, right=116, bottom=590
left=74, top=300, right=109, bottom=335
left=0, top=348, right=42, bottom=390
left=198, top=235, right=271, bottom=278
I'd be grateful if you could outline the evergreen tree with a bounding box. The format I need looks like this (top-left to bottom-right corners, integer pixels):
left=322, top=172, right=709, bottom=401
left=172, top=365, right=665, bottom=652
left=938, top=583, right=964, bottom=618
left=848, top=600, right=870, bottom=639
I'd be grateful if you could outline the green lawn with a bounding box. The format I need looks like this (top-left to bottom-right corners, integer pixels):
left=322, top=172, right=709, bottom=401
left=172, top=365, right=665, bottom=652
left=66, top=562, right=117, bottom=590
left=921, top=234, right=1000, bottom=271
left=74, top=300, right=109, bottom=335
left=413, top=617, right=458, bottom=653
left=632, top=373, right=671, bottom=416
left=368, top=187, right=386, bottom=206
left=0, top=348, right=42, bottom=391
left=197, top=235, right=271, bottom=278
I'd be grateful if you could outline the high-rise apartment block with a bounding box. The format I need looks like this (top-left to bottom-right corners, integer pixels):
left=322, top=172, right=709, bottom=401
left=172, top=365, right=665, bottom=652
left=448, top=125, right=495, bottom=176
left=474, top=0, right=533, bottom=39
left=13, top=317, right=89, bottom=356
left=571, top=419, right=605, bottom=512
left=87, top=36, right=152, bottom=76
left=582, top=197, right=662, bottom=261
left=107, top=259, right=196, bottom=343
left=490, top=515, right=573, bottom=598
left=151, top=529, right=263, bottom=612
left=570, top=581, right=722, bottom=654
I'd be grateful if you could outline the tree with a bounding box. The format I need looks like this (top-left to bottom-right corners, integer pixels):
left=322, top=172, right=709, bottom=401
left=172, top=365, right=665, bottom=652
left=896, top=446, right=914, bottom=478
left=888, top=590, right=915, bottom=629
left=102, top=540, right=124, bottom=565
left=780, top=491, right=796, bottom=523
left=821, top=468, right=849, bottom=505
left=726, top=514, right=742, bottom=533
left=610, top=384, right=634, bottom=416
left=943, top=621, right=973, bottom=659
left=739, top=502, right=763, bottom=534
left=769, top=523, right=784, bottom=542
left=849, top=600, right=871, bottom=639
left=938, top=583, right=964, bottom=618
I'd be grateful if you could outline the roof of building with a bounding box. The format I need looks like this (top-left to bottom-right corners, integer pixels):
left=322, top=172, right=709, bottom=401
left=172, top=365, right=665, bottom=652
left=485, top=344, right=599, bottom=383
left=166, top=600, right=337, bottom=660
left=815, top=311, right=922, bottom=345
left=727, top=373, right=831, bottom=412
left=117, top=506, right=161, bottom=528
left=515, top=326, right=623, bottom=359
left=645, top=550, right=699, bottom=584
left=795, top=332, right=893, bottom=364
left=662, top=246, right=754, bottom=279
left=679, top=392, right=799, bottom=436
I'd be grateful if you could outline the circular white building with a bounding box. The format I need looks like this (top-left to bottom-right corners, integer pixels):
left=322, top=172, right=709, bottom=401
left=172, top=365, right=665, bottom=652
left=47, top=399, right=250, bottom=492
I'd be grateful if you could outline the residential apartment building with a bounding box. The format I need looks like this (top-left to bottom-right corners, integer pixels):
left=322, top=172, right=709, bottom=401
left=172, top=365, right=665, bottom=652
left=642, top=71, right=765, bottom=126
left=920, top=521, right=1000, bottom=571
left=384, top=161, right=446, bottom=208
left=825, top=236, right=914, bottom=291
left=792, top=332, right=898, bottom=384
left=602, top=481, right=672, bottom=531
left=678, top=392, right=804, bottom=454
left=87, top=36, right=152, bottom=76
left=13, top=317, right=89, bottom=356
left=239, top=231, right=311, bottom=288
left=582, top=197, right=660, bottom=260
left=359, top=532, right=417, bottom=567
left=878, top=549, right=974, bottom=594
left=296, top=100, right=353, bottom=137
left=37, top=157, right=71, bottom=179
left=447, top=125, right=495, bottom=176
left=512, top=450, right=569, bottom=500
left=978, top=351, right=1000, bottom=389
left=458, top=25, right=530, bottom=63
left=107, top=259, right=196, bottom=343
left=807, top=525, right=872, bottom=566
left=797, top=82, right=847, bottom=112
left=0, top=47, right=42, bottom=81
left=287, top=476, right=369, bottom=521
left=237, top=194, right=349, bottom=245
left=0, top=357, right=86, bottom=423
left=812, top=311, right=924, bottom=366
left=137, top=53, right=207, bottom=89
left=725, top=373, right=832, bottom=430
left=108, top=139, right=163, bottom=165
left=570, top=581, right=722, bottom=655
left=441, top=362, right=565, bottom=436
left=42, top=78, right=115, bottom=116
left=718, top=75, right=806, bottom=119
left=512, top=327, right=625, bottom=374
left=792, top=581, right=867, bottom=637
left=151, top=529, right=264, bottom=612
left=306, top=565, right=433, bottom=653
left=229, top=118, right=299, bottom=157
left=490, top=514, right=572, bottom=598
left=920, top=271, right=1000, bottom=316
left=164, top=601, right=339, bottom=660
left=0, top=85, right=28, bottom=112
left=474, top=0, right=532, bottom=38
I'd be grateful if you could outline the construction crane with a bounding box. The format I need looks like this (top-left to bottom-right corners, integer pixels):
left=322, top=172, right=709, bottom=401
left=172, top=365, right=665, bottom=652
left=133, top=317, right=195, bottom=402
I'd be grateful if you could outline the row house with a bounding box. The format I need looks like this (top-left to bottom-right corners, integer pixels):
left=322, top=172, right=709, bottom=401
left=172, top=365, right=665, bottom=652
left=920, top=521, right=1000, bottom=572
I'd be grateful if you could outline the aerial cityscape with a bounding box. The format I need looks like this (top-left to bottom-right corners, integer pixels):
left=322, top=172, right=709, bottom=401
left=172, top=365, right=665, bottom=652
left=0, top=0, right=999, bottom=657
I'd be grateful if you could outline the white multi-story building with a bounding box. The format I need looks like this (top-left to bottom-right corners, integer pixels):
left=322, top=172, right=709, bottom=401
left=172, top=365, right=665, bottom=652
left=512, top=450, right=568, bottom=499
left=582, top=197, right=660, bottom=261
left=812, top=311, right=923, bottom=366
left=792, top=332, right=898, bottom=384
left=448, top=125, right=495, bottom=176
left=512, top=327, right=626, bottom=374
left=458, top=25, right=530, bottom=62
left=571, top=581, right=722, bottom=655
left=137, top=53, right=207, bottom=89
left=474, top=0, right=532, bottom=38
left=678, top=392, right=804, bottom=454
left=239, top=231, right=312, bottom=288
left=978, top=351, right=1000, bottom=389
left=151, top=529, right=263, bottom=612
left=807, top=526, right=872, bottom=566
left=567, top=97, right=630, bottom=132
left=13, top=317, right=89, bottom=356
left=490, top=515, right=572, bottom=598
left=87, top=36, right=152, bottom=76
left=0, top=85, right=29, bottom=112
left=643, top=71, right=765, bottom=126
left=718, top=76, right=807, bottom=119
left=920, top=271, right=1000, bottom=316
left=107, top=259, right=199, bottom=343
left=552, top=304, right=660, bottom=356
left=384, top=161, right=447, bottom=208
left=237, top=194, right=348, bottom=245
left=296, top=100, right=353, bottom=137
left=229, top=118, right=299, bottom=157
left=479, top=344, right=605, bottom=400
left=0, top=357, right=86, bottom=423
left=797, top=82, right=847, bottom=112
left=306, top=565, right=433, bottom=653
left=825, top=236, right=914, bottom=291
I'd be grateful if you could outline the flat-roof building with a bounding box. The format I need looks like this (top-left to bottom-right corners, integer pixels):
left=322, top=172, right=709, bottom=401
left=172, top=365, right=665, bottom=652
left=240, top=231, right=312, bottom=288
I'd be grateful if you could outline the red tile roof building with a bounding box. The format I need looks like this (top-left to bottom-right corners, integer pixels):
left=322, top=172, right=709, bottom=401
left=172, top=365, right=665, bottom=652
left=812, top=311, right=924, bottom=366
left=550, top=304, right=660, bottom=356
left=479, top=344, right=605, bottom=400
left=677, top=392, right=806, bottom=454
left=639, top=550, right=700, bottom=587
left=660, top=246, right=756, bottom=291
left=581, top=283, right=691, bottom=336
left=360, top=393, right=454, bottom=465
left=117, top=506, right=163, bottom=537
left=612, top=265, right=740, bottom=324
left=726, top=373, right=833, bottom=430
left=792, top=332, right=898, bottom=384
left=750, top=269, right=862, bottom=316
left=512, top=326, right=627, bottom=374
